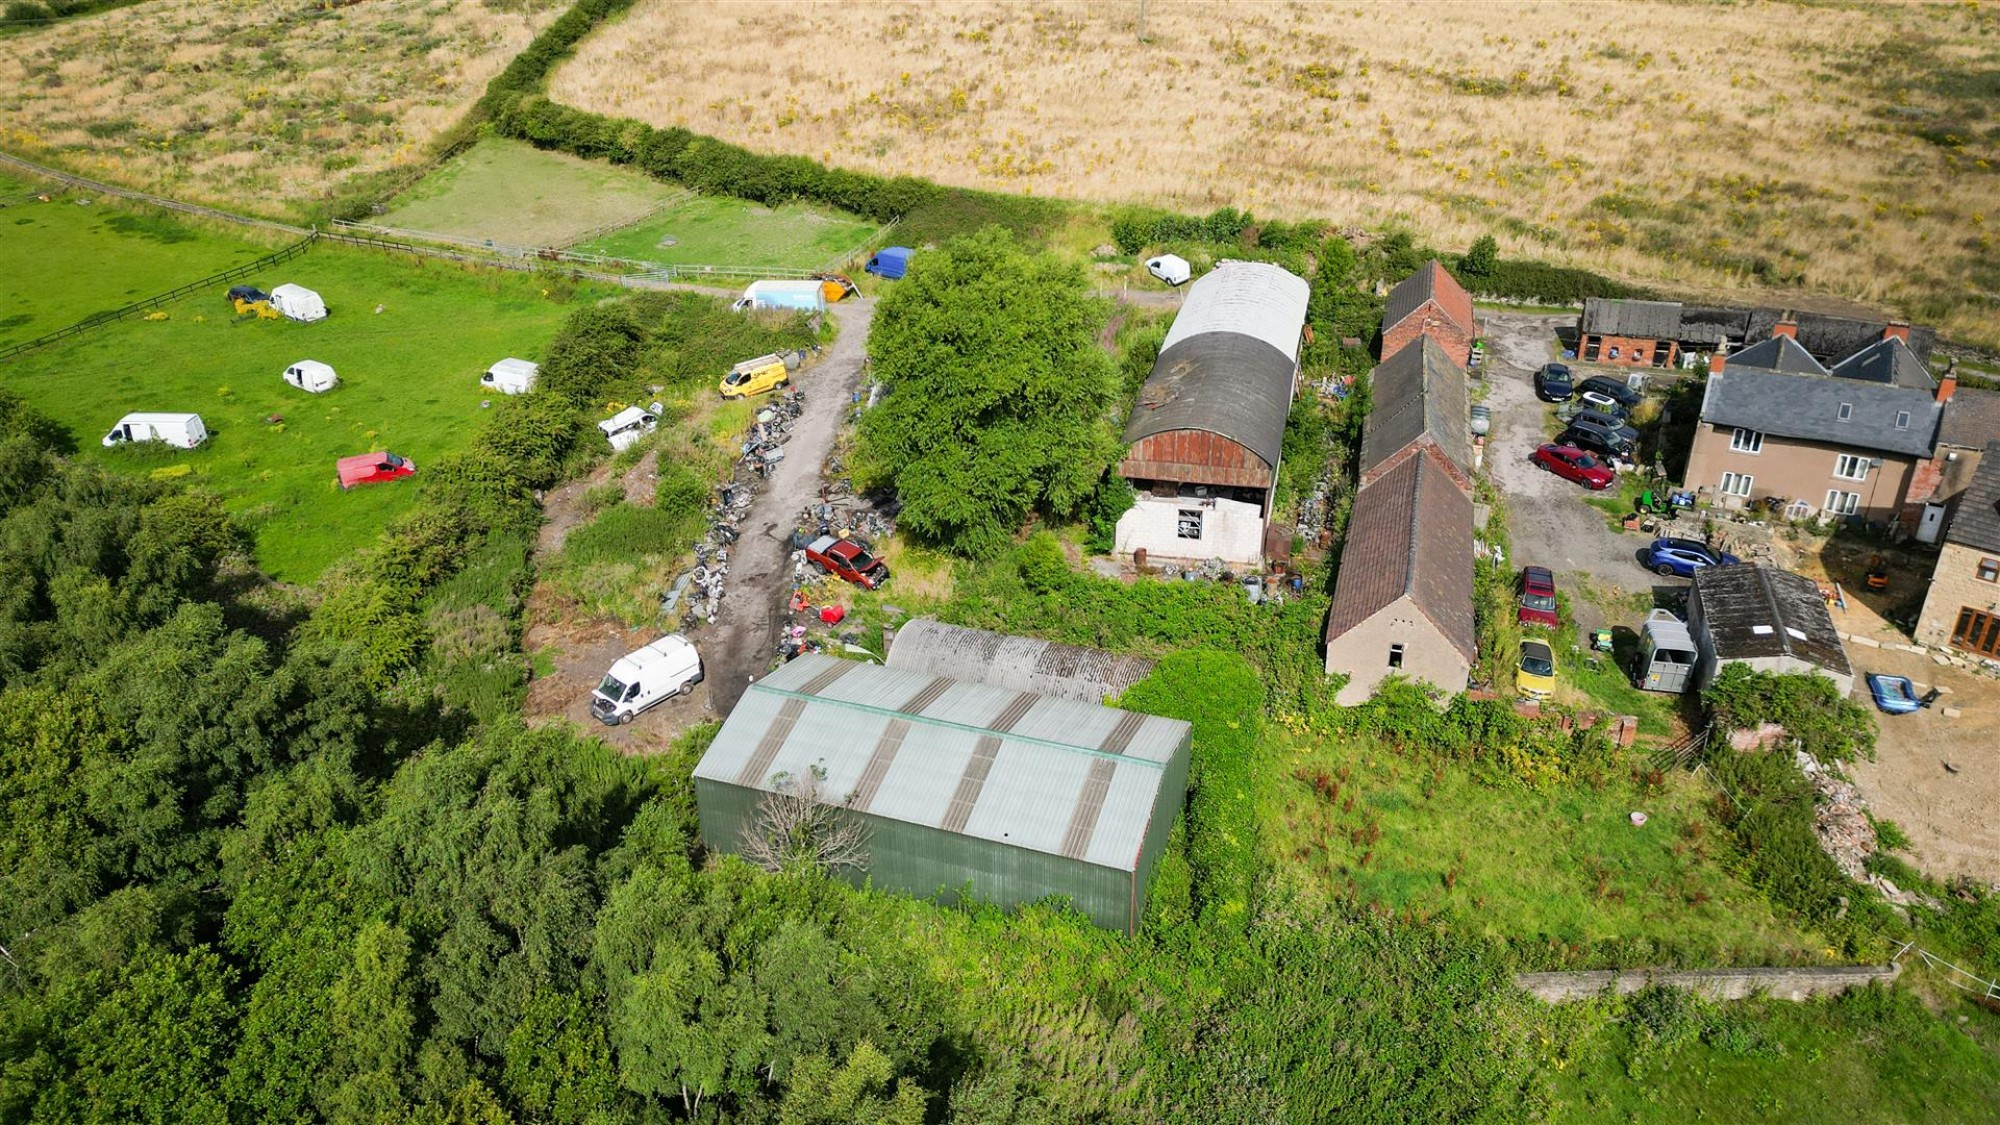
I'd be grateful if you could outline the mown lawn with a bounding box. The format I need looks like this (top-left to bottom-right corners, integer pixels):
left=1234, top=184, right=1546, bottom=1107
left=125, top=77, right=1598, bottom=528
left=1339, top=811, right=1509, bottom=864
left=1264, top=733, right=1831, bottom=968
left=0, top=244, right=597, bottom=582
left=575, top=194, right=881, bottom=270
left=0, top=178, right=279, bottom=346
left=378, top=137, right=682, bottom=247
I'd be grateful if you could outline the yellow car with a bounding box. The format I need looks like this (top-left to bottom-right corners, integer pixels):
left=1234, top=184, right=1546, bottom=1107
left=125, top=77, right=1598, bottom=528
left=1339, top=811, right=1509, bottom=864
left=719, top=353, right=790, bottom=399
left=1517, top=639, right=1557, bottom=700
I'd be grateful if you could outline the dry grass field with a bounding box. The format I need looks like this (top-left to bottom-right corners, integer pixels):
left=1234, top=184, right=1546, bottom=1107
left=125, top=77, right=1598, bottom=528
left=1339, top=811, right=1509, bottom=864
left=0, top=0, right=561, bottom=215
left=553, top=0, right=2000, bottom=343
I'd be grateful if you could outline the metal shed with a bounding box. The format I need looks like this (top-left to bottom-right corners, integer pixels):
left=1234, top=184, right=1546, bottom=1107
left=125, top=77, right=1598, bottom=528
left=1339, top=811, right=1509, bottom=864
left=885, top=619, right=1155, bottom=706
left=692, top=654, right=1191, bottom=933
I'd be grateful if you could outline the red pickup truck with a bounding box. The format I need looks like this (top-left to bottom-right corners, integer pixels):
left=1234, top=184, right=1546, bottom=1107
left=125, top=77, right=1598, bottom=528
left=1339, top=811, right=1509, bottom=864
left=805, top=535, right=889, bottom=589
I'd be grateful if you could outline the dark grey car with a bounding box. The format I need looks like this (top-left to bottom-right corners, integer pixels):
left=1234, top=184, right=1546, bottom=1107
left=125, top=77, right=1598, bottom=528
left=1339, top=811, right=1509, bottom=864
left=1571, top=409, right=1640, bottom=446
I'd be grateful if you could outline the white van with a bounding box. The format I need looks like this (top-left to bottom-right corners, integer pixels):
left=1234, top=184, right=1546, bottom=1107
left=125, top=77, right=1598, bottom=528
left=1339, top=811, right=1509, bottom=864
left=731, top=279, right=827, bottom=314
left=598, top=405, right=659, bottom=452
left=1146, top=254, right=1192, bottom=286
left=283, top=360, right=338, bottom=393
left=102, top=412, right=208, bottom=449
left=269, top=283, right=328, bottom=323
left=483, top=357, right=539, bottom=395
left=590, top=635, right=703, bottom=724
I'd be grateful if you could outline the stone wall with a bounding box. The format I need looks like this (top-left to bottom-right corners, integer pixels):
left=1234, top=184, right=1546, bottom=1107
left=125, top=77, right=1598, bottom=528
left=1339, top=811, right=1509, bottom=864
left=1515, top=963, right=1898, bottom=1003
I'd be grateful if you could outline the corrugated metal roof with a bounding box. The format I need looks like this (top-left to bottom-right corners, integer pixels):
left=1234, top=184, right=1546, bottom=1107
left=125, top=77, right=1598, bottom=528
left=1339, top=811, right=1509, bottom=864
left=1159, top=260, right=1310, bottom=361
left=693, top=655, right=1189, bottom=872
left=1123, top=332, right=1297, bottom=468
left=885, top=619, right=1155, bottom=705
left=1580, top=297, right=1683, bottom=340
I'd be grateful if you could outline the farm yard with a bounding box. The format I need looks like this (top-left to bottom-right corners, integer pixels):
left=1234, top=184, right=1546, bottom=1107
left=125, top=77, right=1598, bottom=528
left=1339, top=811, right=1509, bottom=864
left=0, top=241, right=593, bottom=581
left=552, top=0, right=2000, bottom=345
left=0, top=0, right=559, bottom=214
left=0, top=176, right=281, bottom=346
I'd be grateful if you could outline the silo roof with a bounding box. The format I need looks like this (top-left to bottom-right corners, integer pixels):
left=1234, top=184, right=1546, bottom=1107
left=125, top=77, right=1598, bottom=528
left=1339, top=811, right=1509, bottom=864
left=1159, top=259, right=1310, bottom=362
left=693, top=654, right=1189, bottom=872
left=884, top=619, right=1155, bottom=705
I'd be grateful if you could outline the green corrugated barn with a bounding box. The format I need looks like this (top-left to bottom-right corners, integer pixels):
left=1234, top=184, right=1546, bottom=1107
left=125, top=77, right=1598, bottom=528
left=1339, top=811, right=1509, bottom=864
left=692, top=653, right=1191, bottom=934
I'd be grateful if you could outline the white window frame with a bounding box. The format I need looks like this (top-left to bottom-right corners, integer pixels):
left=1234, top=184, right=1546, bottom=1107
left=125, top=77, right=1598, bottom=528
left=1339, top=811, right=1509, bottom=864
left=1729, top=427, right=1764, bottom=454
left=1825, top=489, right=1861, bottom=516
left=1833, top=454, right=1870, bottom=481
left=1176, top=509, right=1204, bottom=539
left=1719, top=472, right=1754, bottom=498
left=1895, top=410, right=1911, bottom=430
left=1837, top=402, right=1854, bottom=422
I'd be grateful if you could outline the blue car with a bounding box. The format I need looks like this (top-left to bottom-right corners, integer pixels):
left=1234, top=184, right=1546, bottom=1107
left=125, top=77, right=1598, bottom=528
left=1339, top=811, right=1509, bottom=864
left=1645, top=537, right=1739, bottom=578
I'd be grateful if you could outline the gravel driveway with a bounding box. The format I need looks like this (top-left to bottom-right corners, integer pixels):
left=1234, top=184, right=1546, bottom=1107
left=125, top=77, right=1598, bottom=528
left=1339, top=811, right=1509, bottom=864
left=1481, top=312, right=1680, bottom=631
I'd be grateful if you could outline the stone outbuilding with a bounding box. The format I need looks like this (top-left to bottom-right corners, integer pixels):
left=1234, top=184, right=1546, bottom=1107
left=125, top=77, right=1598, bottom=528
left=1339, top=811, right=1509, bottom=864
left=1914, top=441, right=2000, bottom=660
left=1686, top=564, right=1854, bottom=696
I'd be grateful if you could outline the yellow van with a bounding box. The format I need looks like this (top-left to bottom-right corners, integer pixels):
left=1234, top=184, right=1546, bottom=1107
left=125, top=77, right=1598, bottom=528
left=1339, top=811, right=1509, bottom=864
left=719, top=353, right=790, bottom=399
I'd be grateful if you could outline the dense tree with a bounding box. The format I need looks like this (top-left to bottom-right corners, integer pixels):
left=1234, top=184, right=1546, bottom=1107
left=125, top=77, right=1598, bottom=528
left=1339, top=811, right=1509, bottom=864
left=1459, top=233, right=1499, bottom=282
left=855, top=226, right=1123, bottom=555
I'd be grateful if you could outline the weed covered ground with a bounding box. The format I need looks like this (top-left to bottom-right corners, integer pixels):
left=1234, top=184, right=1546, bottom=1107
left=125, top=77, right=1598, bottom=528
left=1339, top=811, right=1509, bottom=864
left=377, top=138, right=684, bottom=247
left=553, top=0, right=2000, bottom=344
left=0, top=179, right=279, bottom=345
left=574, top=193, right=881, bottom=270
left=0, top=0, right=559, bottom=215
left=0, top=244, right=593, bottom=581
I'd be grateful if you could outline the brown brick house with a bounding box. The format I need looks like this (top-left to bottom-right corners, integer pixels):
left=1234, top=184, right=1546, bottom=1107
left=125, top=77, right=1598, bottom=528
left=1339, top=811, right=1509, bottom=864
left=1323, top=447, right=1475, bottom=703
left=1576, top=297, right=1686, bottom=368
left=1682, top=330, right=1945, bottom=526
left=1358, top=337, right=1473, bottom=492
left=1380, top=260, right=1475, bottom=365
left=1915, top=442, right=2000, bottom=659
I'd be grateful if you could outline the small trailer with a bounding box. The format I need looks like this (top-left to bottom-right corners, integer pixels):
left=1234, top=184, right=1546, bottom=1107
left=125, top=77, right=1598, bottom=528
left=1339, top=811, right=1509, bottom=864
left=732, top=279, right=827, bottom=314
left=590, top=635, right=704, bottom=724
left=598, top=405, right=659, bottom=451
left=1634, top=608, right=1697, bottom=694
left=269, top=283, right=328, bottom=323
left=482, top=357, right=539, bottom=395
left=283, top=360, right=338, bottom=393
left=102, top=412, right=208, bottom=449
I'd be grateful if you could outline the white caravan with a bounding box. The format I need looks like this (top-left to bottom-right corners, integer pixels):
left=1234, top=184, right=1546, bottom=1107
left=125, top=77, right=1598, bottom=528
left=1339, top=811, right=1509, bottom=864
left=598, top=405, right=659, bottom=452
left=268, top=283, right=328, bottom=323
left=590, top=635, right=703, bottom=724
left=482, top=357, right=540, bottom=395
left=283, top=360, right=338, bottom=393
left=102, top=412, right=209, bottom=449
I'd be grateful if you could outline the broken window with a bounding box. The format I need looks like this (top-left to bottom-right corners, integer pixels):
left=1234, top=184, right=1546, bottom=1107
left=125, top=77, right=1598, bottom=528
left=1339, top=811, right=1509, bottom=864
left=1177, top=509, right=1203, bottom=539
left=1388, top=643, right=1405, bottom=669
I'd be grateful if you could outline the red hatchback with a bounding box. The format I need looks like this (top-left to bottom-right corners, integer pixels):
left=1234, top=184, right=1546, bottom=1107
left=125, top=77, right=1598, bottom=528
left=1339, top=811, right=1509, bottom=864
left=1518, top=566, right=1560, bottom=628
left=336, top=451, right=417, bottom=489
left=1532, top=443, right=1615, bottom=490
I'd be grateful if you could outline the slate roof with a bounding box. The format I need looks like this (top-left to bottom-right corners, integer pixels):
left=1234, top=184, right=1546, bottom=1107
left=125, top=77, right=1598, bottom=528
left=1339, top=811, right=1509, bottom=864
left=693, top=654, right=1190, bottom=872
left=1325, top=450, right=1476, bottom=662
left=1580, top=297, right=1683, bottom=339
left=1828, top=337, right=1934, bottom=390
left=1383, top=260, right=1475, bottom=338
left=1159, top=260, right=1311, bottom=360
left=1945, top=441, right=2000, bottom=555
left=1744, top=310, right=1936, bottom=366
left=1360, top=337, right=1471, bottom=480
left=1700, top=367, right=1940, bottom=458
left=1939, top=388, right=2000, bottom=450
left=1692, top=565, right=1851, bottom=677
left=1682, top=305, right=1753, bottom=343
left=1124, top=332, right=1298, bottom=468
left=1724, top=336, right=1830, bottom=376
left=884, top=619, right=1155, bottom=706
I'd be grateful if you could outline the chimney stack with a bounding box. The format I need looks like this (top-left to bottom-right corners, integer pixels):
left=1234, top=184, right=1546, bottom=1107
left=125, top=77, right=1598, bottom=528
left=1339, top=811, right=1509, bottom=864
left=1938, top=370, right=1957, bottom=405
left=1883, top=320, right=1911, bottom=343
left=1708, top=351, right=1728, bottom=375
left=1771, top=313, right=1798, bottom=340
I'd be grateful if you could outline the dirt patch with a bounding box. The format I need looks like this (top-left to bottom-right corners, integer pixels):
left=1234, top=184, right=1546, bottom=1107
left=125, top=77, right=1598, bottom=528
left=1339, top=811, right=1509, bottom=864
left=521, top=584, right=715, bottom=752
left=534, top=449, right=660, bottom=559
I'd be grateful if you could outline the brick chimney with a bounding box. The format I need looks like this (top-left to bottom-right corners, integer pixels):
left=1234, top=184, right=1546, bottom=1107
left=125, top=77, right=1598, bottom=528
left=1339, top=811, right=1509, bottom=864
left=1708, top=351, right=1728, bottom=375
left=1883, top=320, right=1911, bottom=343
left=1772, top=313, right=1798, bottom=340
left=1938, top=369, right=1957, bottom=404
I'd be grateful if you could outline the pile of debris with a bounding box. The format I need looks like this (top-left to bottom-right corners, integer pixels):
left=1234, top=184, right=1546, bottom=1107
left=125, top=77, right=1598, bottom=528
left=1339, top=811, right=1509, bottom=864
left=1800, top=752, right=1874, bottom=880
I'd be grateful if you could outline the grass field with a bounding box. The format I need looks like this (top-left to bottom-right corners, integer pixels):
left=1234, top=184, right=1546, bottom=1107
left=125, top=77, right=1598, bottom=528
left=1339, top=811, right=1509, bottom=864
left=574, top=194, right=880, bottom=269
left=0, top=0, right=558, bottom=215
left=1266, top=733, right=1828, bottom=968
left=0, top=244, right=592, bottom=581
left=0, top=178, right=281, bottom=346
left=377, top=138, right=685, bottom=247
left=553, top=0, right=2000, bottom=345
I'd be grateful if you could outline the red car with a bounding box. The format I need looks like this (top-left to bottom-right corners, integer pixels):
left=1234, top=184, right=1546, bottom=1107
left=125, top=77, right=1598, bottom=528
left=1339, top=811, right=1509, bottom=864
left=337, top=451, right=416, bottom=489
left=805, top=535, right=890, bottom=589
left=1518, top=566, right=1560, bottom=628
left=1532, top=443, right=1615, bottom=490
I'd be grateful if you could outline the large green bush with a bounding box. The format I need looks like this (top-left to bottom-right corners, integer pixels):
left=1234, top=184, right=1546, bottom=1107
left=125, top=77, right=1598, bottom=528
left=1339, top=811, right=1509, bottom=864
left=1702, top=665, right=1876, bottom=763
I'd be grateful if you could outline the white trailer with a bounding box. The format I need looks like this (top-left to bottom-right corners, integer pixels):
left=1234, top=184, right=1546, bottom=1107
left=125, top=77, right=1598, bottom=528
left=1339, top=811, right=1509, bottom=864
left=482, top=357, right=539, bottom=395
left=598, top=405, right=659, bottom=451
left=269, top=283, right=328, bottom=323
left=590, top=635, right=703, bottom=724
left=731, top=279, right=827, bottom=314
left=283, top=360, right=338, bottom=393
left=102, top=412, right=209, bottom=449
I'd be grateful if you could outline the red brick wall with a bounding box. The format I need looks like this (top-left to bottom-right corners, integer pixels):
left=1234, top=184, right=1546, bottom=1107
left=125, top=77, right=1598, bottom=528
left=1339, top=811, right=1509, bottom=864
left=1902, top=454, right=1946, bottom=528
left=1581, top=334, right=1677, bottom=367
left=1382, top=303, right=1473, bottom=366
